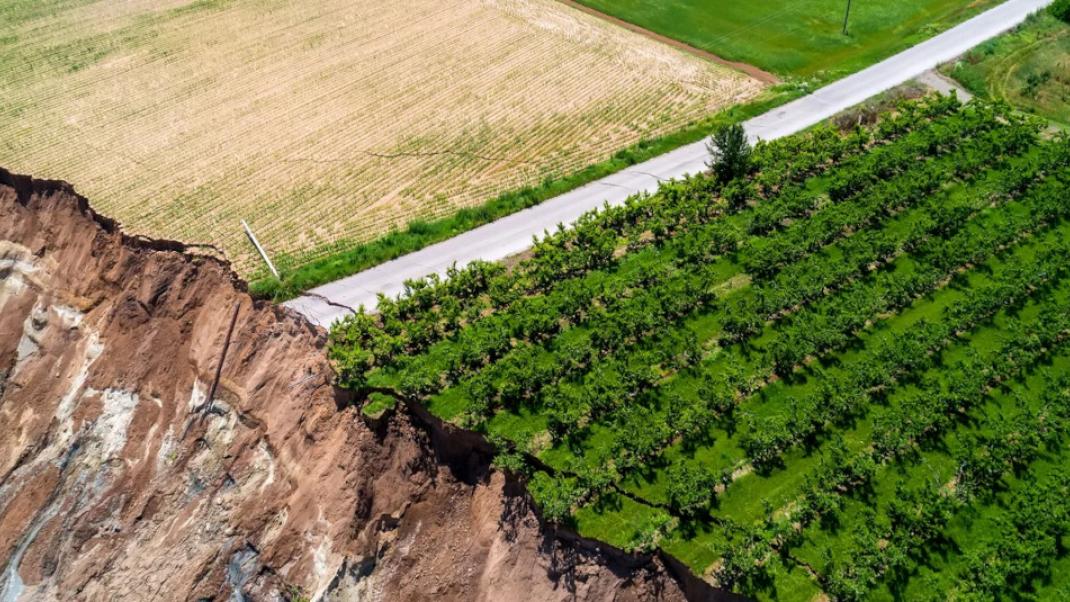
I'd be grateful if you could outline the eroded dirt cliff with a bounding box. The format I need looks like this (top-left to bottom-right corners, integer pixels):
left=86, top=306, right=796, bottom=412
left=0, top=169, right=715, bottom=601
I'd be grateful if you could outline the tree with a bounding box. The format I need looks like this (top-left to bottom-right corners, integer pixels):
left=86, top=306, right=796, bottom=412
left=707, top=123, right=753, bottom=184
left=528, top=473, right=582, bottom=524
left=1051, top=0, right=1070, bottom=23
left=666, top=462, right=717, bottom=518
left=625, top=510, right=676, bottom=554
left=715, top=526, right=773, bottom=592
left=491, top=448, right=530, bottom=476
left=720, top=298, right=762, bottom=344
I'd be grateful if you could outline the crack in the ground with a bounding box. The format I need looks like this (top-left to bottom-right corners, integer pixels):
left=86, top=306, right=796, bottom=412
left=281, top=149, right=540, bottom=166
left=625, top=169, right=668, bottom=181
left=785, top=551, right=821, bottom=581
left=304, top=292, right=359, bottom=316
left=363, top=149, right=539, bottom=165
left=596, top=181, right=635, bottom=191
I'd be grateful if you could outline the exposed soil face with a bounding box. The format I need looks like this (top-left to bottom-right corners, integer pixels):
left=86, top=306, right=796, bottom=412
left=0, top=168, right=720, bottom=601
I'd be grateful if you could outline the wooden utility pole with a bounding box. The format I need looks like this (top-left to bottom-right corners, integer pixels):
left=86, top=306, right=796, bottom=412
left=842, top=0, right=852, bottom=35
left=242, top=219, right=280, bottom=279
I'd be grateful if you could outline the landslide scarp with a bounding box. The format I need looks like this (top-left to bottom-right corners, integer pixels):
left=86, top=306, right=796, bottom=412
left=0, top=168, right=713, bottom=601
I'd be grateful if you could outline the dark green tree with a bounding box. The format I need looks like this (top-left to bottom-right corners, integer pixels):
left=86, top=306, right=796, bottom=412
left=707, top=123, right=753, bottom=184
left=528, top=472, right=582, bottom=524
left=1051, top=0, right=1070, bottom=22
left=666, top=461, right=717, bottom=518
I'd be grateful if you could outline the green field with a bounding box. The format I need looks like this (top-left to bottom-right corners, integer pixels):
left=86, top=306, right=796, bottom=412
left=329, top=96, right=1070, bottom=600
left=944, top=12, right=1070, bottom=126
left=572, top=0, right=1000, bottom=79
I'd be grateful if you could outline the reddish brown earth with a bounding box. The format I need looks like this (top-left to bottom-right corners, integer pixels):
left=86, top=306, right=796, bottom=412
left=0, top=169, right=731, bottom=601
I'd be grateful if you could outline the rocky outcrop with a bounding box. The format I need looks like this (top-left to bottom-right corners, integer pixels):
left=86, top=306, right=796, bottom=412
left=0, top=169, right=714, bottom=601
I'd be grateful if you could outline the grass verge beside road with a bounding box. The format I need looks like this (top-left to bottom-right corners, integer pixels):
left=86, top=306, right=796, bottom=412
left=250, top=89, right=797, bottom=302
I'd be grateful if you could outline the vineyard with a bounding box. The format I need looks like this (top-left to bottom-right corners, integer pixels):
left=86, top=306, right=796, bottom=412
left=330, top=96, right=1070, bottom=600
left=0, top=0, right=760, bottom=276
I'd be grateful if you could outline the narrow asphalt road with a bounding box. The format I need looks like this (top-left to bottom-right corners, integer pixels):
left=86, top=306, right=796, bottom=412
left=286, top=0, right=1052, bottom=326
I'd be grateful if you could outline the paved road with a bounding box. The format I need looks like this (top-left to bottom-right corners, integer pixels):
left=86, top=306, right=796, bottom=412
left=286, top=0, right=1051, bottom=326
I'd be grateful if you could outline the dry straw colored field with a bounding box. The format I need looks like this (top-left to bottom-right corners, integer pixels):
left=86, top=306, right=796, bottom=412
left=0, top=0, right=763, bottom=275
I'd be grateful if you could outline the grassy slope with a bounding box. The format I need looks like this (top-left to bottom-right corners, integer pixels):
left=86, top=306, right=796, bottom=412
left=572, top=0, right=1000, bottom=79
left=943, top=12, right=1070, bottom=126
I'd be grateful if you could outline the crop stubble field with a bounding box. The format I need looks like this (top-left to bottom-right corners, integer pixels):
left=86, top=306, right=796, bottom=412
left=331, top=96, right=1070, bottom=600
left=0, top=0, right=762, bottom=275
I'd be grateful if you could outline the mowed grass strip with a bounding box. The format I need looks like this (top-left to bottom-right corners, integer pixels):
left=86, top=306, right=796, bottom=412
left=0, top=0, right=763, bottom=276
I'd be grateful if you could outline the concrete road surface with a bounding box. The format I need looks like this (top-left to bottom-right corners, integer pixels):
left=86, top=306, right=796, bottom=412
left=286, top=0, right=1051, bottom=326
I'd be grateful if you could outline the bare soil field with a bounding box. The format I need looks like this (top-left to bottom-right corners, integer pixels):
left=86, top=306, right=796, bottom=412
left=0, top=0, right=763, bottom=275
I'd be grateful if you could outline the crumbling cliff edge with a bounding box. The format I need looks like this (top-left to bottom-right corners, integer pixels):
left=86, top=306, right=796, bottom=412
left=0, top=169, right=732, bottom=601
